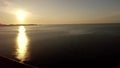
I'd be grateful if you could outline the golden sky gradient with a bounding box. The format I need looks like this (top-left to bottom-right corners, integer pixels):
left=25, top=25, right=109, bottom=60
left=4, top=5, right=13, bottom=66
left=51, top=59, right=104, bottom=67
left=0, top=0, right=120, bottom=24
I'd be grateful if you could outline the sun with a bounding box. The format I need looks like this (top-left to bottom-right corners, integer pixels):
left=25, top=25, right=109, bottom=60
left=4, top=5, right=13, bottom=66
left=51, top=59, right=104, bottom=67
left=16, top=10, right=26, bottom=22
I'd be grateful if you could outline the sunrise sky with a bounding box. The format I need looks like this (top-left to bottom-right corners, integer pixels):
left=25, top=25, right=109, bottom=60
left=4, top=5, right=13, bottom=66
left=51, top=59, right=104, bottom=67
left=0, top=0, right=120, bottom=24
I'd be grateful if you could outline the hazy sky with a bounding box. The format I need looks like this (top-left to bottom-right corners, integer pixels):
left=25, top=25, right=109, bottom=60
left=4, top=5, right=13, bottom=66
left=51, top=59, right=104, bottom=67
left=0, top=0, right=120, bottom=24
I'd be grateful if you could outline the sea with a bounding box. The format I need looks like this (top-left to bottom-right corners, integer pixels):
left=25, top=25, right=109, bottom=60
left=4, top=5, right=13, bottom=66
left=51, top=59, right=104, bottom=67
left=0, top=24, right=120, bottom=68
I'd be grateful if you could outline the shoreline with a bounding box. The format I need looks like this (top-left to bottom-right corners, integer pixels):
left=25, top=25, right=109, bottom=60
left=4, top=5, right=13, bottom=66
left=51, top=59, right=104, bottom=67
left=0, top=56, right=36, bottom=68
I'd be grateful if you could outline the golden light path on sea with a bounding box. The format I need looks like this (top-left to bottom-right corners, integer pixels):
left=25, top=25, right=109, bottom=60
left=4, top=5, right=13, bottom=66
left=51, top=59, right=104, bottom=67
left=16, top=26, right=29, bottom=62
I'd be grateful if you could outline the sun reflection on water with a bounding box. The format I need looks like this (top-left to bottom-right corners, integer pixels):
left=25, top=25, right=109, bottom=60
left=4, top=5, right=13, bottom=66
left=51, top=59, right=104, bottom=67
left=16, top=26, right=29, bottom=62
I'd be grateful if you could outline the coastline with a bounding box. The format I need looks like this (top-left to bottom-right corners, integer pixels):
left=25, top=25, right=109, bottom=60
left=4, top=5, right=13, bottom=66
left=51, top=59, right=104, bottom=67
left=0, top=56, right=36, bottom=68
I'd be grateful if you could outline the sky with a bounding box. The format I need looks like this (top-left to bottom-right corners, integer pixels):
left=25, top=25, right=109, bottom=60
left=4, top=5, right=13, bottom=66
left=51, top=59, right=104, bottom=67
left=0, top=0, right=120, bottom=24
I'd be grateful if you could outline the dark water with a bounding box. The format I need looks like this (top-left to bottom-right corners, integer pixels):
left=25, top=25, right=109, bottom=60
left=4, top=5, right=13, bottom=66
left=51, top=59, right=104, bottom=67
left=0, top=24, right=120, bottom=68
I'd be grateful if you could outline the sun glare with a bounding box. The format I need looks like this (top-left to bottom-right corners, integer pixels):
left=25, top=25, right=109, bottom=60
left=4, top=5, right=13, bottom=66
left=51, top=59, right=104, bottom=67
left=16, top=10, right=26, bottom=22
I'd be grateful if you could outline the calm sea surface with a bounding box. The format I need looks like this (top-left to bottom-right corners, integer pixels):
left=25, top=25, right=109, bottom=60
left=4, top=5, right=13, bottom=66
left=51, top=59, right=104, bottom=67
left=0, top=24, right=120, bottom=68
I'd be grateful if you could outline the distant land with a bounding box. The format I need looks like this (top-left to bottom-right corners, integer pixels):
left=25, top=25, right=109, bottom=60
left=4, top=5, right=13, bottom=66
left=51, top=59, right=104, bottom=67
left=0, top=23, right=120, bottom=26
left=0, top=23, right=39, bottom=26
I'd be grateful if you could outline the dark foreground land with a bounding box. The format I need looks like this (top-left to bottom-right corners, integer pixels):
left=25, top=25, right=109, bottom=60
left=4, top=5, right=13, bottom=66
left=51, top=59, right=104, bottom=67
left=0, top=56, right=35, bottom=68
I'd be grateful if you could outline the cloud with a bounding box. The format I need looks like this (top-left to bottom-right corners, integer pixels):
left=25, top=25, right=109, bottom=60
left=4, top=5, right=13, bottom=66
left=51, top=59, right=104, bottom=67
left=0, top=0, right=14, bottom=7
left=92, top=11, right=120, bottom=23
left=0, top=0, right=30, bottom=16
left=0, top=0, right=15, bottom=13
